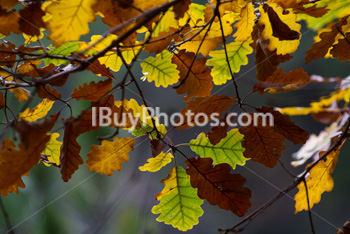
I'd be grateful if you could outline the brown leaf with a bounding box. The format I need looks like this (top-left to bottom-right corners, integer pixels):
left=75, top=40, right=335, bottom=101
left=305, top=17, right=349, bottom=64
left=263, top=4, right=300, bottom=41
left=172, top=50, right=213, bottom=102
left=86, top=59, right=114, bottom=77
left=239, top=114, right=286, bottom=168
left=0, top=41, right=16, bottom=68
left=59, top=117, right=83, bottom=182
left=0, top=0, right=18, bottom=10
left=71, top=78, right=113, bottom=101
left=207, top=114, right=229, bottom=145
left=176, top=95, right=234, bottom=130
left=330, top=32, right=350, bottom=62
left=254, top=68, right=310, bottom=94
left=19, top=3, right=45, bottom=36
left=335, top=221, right=350, bottom=234
left=311, top=109, right=341, bottom=124
left=173, top=0, right=191, bottom=19
left=0, top=92, right=5, bottom=109
left=257, top=106, right=309, bottom=145
left=269, top=0, right=309, bottom=9
left=36, top=84, right=62, bottom=101
left=293, top=4, right=329, bottom=18
left=185, top=157, right=251, bottom=217
left=150, top=139, right=167, bottom=157
left=0, top=9, right=20, bottom=35
left=145, top=28, right=176, bottom=54
left=254, top=28, right=293, bottom=82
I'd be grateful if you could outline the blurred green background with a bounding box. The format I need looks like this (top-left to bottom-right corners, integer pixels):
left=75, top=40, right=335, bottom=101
left=1, top=7, right=350, bottom=234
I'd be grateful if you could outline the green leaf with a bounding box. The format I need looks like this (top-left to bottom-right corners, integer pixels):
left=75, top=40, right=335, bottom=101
left=206, top=40, right=253, bottom=85
left=139, top=152, right=173, bottom=172
left=41, top=42, right=80, bottom=66
left=141, top=50, right=180, bottom=87
left=152, top=167, right=204, bottom=231
left=189, top=129, right=247, bottom=169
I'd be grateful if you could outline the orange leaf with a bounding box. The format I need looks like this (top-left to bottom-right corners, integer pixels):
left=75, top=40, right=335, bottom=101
left=172, top=50, right=213, bottom=102
left=176, top=95, right=234, bottom=130
left=71, top=78, right=113, bottom=101
left=185, top=157, right=251, bottom=217
left=257, top=106, right=309, bottom=145
left=0, top=9, right=20, bottom=36
left=0, top=0, right=18, bottom=10
left=254, top=68, right=310, bottom=94
left=36, top=84, right=62, bottom=101
left=239, top=114, right=286, bottom=168
left=305, top=17, right=349, bottom=64
left=19, top=3, right=45, bottom=36
left=87, top=137, right=135, bottom=175
left=59, top=118, right=83, bottom=182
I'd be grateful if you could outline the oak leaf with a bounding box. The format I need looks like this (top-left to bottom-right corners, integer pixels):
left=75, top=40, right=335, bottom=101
left=139, top=152, right=173, bottom=172
left=233, top=3, right=256, bottom=41
left=207, top=114, right=229, bottom=145
left=71, top=78, right=113, bottom=101
left=42, top=133, right=62, bottom=167
left=330, top=32, right=350, bottom=62
left=185, top=157, right=251, bottom=216
left=152, top=167, right=204, bottom=231
left=19, top=3, right=45, bottom=36
left=172, top=50, right=213, bottom=102
left=87, top=137, right=135, bottom=175
left=36, top=84, right=62, bottom=101
left=19, top=98, right=54, bottom=122
left=0, top=9, right=20, bottom=36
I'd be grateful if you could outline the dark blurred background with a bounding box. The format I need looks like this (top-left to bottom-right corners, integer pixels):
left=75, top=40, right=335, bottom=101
left=1, top=8, right=350, bottom=234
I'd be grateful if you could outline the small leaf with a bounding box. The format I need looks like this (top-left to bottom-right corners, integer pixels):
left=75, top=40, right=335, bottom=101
left=141, top=50, right=180, bottom=87
left=185, top=157, right=251, bottom=216
left=87, top=137, right=135, bottom=176
left=71, top=78, right=113, bottom=101
left=19, top=98, right=54, bottom=122
left=206, top=40, right=253, bottom=85
left=41, top=133, right=62, bottom=167
left=139, top=152, right=173, bottom=172
left=330, top=32, right=350, bottom=62
left=41, top=42, right=81, bottom=66
left=190, top=129, right=247, bottom=169
left=152, top=167, right=204, bottom=231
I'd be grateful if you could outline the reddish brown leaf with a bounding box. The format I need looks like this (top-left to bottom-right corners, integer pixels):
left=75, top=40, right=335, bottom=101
left=239, top=114, right=286, bottom=168
left=173, top=0, right=191, bottom=19
left=257, top=106, right=309, bottom=145
left=59, top=117, right=83, bottom=182
left=36, top=84, right=62, bottom=101
left=207, top=114, right=229, bottom=145
left=330, top=32, right=350, bottom=62
left=254, top=30, right=293, bottom=81
left=176, top=95, right=234, bottom=130
left=311, top=109, right=341, bottom=124
left=172, top=50, right=213, bottom=102
left=71, top=78, right=113, bottom=101
left=254, top=68, right=310, bottom=94
left=305, top=17, right=349, bottom=64
left=0, top=41, right=16, bottom=68
left=293, top=4, right=329, bottom=18
left=263, top=4, right=300, bottom=41
left=185, top=157, right=251, bottom=217
left=150, top=139, right=167, bottom=157
left=19, top=3, right=45, bottom=36
left=145, top=28, right=176, bottom=54
left=0, top=92, right=5, bottom=109
left=86, top=59, right=114, bottom=78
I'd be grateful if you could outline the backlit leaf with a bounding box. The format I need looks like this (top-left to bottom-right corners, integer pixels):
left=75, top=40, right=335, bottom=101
left=185, top=157, right=251, bottom=216
left=42, top=133, right=62, bottom=167
left=233, top=3, right=256, bottom=41
left=190, top=129, right=247, bottom=169
left=152, top=167, right=204, bottom=231
left=41, top=42, right=81, bottom=66
left=139, top=152, right=173, bottom=172
left=45, top=0, right=97, bottom=46
left=87, top=137, right=135, bottom=175
left=19, top=98, right=54, bottom=122
left=141, top=50, right=180, bottom=87
left=206, top=40, right=253, bottom=85
left=71, top=78, right=113, bottom=101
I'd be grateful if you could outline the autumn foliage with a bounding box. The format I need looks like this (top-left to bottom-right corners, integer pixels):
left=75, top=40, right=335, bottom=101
left=1, top=0, right=350, bottom=233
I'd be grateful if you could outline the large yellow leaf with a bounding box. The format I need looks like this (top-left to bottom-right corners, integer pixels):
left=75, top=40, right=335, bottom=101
left=139, top=152, right=173, bottom=172
left=42, top=133, right=62, bottom=167
left=258, top=3, right=301, bottom=55
left=233, top=3, right=256, bottom=41
left=45, top=0, right=97, bottom=46
left=141, top=50, right=180, bottom=87
left=294, top=149, right=340, bottom=213
left=206, top=40, right=253, bottom=85
left=19, top=98, right=54, bottom=122
left=87, top=137, right=135, bottom=176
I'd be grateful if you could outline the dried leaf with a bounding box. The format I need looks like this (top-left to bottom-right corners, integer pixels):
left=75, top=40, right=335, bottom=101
left=330, top=32, right=350, bottom=62
left=19, top=3, right=45, bottom=36
left=71, top=78, right=113, bottom=101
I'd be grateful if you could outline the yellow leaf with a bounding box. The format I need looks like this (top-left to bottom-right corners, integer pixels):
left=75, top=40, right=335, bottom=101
left=86, top=137, right=135, bottom=175
left=233, top=3, right=256, bottom=41
left=151, top=10, right=178, bottom=38
left=294, top=149, right=340, bottom=213
left=23, top=29, right=45, bottom=44
left=258, top=3, right=301, bottom=55
left=19, top=99, right=54, bottom=122
left=9, top=87, right=30, bottom=103
left=206, top=39, right=253, bottom=85
left=45, top=0, right=97, bottom=46
left=42, top=133, right=62, bottom=167
left=139, top=152, right=173, bottom=172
